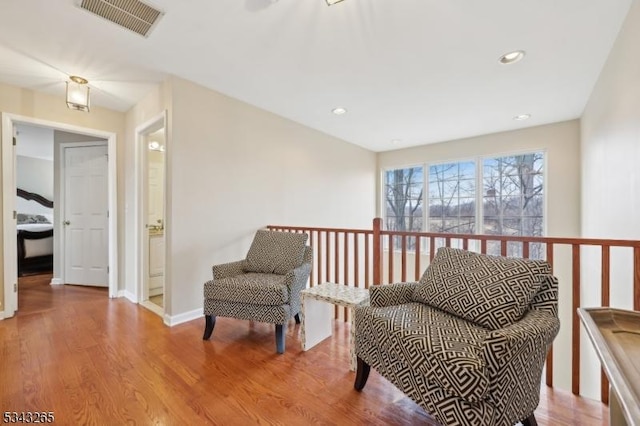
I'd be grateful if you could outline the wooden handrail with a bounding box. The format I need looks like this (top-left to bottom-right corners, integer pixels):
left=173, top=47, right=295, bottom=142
left=268, top=218, right=640, bottom=402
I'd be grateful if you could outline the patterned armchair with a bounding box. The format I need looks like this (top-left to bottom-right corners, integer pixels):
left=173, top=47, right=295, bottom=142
left=203, top=230, right=312, bottom=353
left=354, top=247, right=560, bottom=426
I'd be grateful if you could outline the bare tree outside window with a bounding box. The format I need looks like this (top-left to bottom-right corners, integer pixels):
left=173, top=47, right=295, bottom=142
left=428, top=161, right=476, bottom=234
left=385, top=166, right=424, bottom=232
left=483, top=153, right=544, bottom=258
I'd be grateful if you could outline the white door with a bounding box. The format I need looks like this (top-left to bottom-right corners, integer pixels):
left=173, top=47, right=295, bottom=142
left=63, top=144, right=108, bottom=286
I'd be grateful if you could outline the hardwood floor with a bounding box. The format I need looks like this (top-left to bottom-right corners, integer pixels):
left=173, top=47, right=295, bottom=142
left=1, top=275, right=609, bottom=425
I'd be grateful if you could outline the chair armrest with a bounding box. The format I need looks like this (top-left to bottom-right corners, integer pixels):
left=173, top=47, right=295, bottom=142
left=285, top=262, right=312, bottom=314
left=369, top=282, right=418, bottom=307
left=482, top=310, right=560, bottom=409
left=212, top=260, right=246, bottom=280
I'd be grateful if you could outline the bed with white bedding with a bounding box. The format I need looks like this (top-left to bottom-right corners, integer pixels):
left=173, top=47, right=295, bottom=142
left=17, top=188, right=54, bottom=276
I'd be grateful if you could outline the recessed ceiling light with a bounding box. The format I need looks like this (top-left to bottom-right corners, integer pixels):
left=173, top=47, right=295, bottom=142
left=391, top=139, right=401, bottom=145
left=513, top=114, right=531, bottom=121
left=499, top=50, right=526, bottom=65
left=332, top=107, right=347, bottom=115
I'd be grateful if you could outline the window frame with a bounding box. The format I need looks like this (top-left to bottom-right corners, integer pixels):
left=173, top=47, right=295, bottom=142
left=381, top=149, right=548, bottom=239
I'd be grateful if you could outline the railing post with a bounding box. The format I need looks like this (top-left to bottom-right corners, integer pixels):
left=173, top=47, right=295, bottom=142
left=373, top=218, right=382, bottom=285
left=634, top=247, right=640, bottom=311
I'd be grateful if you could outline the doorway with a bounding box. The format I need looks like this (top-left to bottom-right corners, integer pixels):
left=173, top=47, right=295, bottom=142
left=2, top=113, right=118, bottom=318
left=136, top=113, right=166, bottom=317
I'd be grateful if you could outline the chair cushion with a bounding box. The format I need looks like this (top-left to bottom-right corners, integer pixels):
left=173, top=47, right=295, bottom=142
left=360, top=303, right=490, bottom=402
left=244, top=230, right=308, bottom=275
left=204, top=273, right=290, bottom=306
left=412, top=247, right=550, bottom=330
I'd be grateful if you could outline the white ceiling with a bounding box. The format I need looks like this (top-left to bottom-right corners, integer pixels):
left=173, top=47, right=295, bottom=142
left=0, top=0, right=633, bottom=152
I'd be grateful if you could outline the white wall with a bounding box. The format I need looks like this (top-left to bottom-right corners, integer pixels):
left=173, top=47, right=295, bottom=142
left=166, top=76, right=377, bottom=319
left=378, top=120, right=581, bottom=393
left=580, top=0, right=640, bottom=401
left=16, top=156, right=53, bottom=201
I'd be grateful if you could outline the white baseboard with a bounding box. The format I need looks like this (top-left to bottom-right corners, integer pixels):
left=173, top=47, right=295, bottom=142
left=0, top=310, right=4, bottom=320
left=50, top=278, right=63, bottom=285
left=163, top=308, right=203, bottom=327
left=117, top=289, right=137, bottom=303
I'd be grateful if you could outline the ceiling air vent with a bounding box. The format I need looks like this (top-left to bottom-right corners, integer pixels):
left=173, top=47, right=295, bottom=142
left=79, top=0, right=164, bottom=37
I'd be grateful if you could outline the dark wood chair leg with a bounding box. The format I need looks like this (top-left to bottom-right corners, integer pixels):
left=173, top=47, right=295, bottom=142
left=521, top=413, right=538, bottom=426
left=354, top=357, right=371, bottom=391
left=294, top=313, right=301, bottom=324
left=203, top=315, right=216, bottom=340
left=276, top=324, right=285, bottom=354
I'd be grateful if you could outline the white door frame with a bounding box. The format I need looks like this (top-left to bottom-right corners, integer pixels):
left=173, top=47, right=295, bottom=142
left=135, top=111, right=166, bottom=317
left=59, top=141, right=109, bottom=286
left=2, top=113, right=118, bottom=318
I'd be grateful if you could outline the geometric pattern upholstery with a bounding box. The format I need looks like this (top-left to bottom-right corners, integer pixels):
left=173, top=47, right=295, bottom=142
left=412, top=247, right=551, bottom=330
left=203, top=230, right=313, bottom=342
left=204, top=272, right=290, bottom=306
left=359, top=303, right=490, bottom=402
left=355, top=249, right=560, bottom=426
left=203, top=230, right=312, bottom=325
left=244, top=229, right=308, bottom=275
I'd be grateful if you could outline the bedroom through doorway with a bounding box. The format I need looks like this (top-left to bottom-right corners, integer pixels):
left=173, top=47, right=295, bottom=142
left=4, top=118, right=115, bottom=317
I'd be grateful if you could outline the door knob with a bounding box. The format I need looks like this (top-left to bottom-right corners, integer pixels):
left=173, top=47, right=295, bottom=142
left=63, top=220, right=70, bottom=226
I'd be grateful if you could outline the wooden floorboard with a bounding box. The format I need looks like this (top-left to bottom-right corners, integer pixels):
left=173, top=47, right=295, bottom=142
left=0, top=274, right=609, bottom=425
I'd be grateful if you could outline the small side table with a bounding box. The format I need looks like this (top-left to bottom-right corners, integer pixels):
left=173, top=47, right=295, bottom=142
left=301, top=282, right=370, bottom=371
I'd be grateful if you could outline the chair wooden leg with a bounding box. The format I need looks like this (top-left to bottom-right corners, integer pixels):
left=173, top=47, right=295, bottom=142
left=354, top=357, right=371, bottom=391
left=521, top=413, right=538, bottom=426
left=276, top=324, right=285, bottom=354
left=294, top=313, right=301, bottom=324
left=203, top=315, right=216, bottom=340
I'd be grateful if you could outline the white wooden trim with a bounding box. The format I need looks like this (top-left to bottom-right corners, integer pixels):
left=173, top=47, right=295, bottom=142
left=2, top=113, right=17, bottom=317
left=134, top=112, right=167, bottom=309
left=163, top=308, right=202, bottom=327
left=1, top=114, right=118, bottom=319
left=50, top=278, right=63, bottom=285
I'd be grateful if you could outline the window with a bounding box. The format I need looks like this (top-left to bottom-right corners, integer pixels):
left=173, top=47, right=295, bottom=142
left=428, top=161, right=476, bottom=234
left=383, top=151, right=545, bottom=250
left=482, top=153, right=544, bottom=237
left=384, top=166, right=423, bottom=232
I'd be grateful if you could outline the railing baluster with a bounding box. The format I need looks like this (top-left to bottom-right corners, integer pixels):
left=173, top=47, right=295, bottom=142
left=354, top=233, right=360, bottom=289
left=310, top=230, right=315, bottom=286
left=572, top=244, right=581, bottom=396
left=335, top=231, right=340, bottom=319
left=523, top=241, right=529, bottom=259
left=373, top=218, right=382, bottom=285
left=365, top=232, right=370, bottom=288
left=601, top=245, right=610, bottom=404
left=545, top=242, right=554, bottom=388
left=388, top=234, right=394, bottom=284
left=325, top=231, right=330, bottom=285
left=635, top=247, right=640, bottom=311
left=415, top=236, right=421, bottom=281
left=480, top=239, right=487, bottom=254
left=401, top=235, right=407, bottom=282
left=430, top=236, right=436, bottom=261
left=344, top=232, right=349, bottom=286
